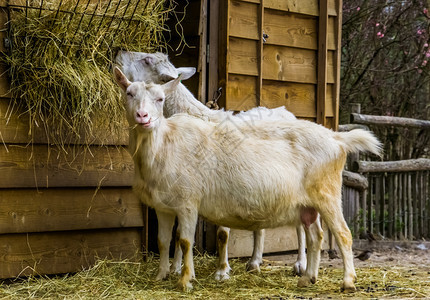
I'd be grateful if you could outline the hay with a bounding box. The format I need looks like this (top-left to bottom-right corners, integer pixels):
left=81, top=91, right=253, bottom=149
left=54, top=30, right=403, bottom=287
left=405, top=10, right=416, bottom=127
left=2, top=0, right=174, bottom=149
left=1, top=254, right=429, bottom=299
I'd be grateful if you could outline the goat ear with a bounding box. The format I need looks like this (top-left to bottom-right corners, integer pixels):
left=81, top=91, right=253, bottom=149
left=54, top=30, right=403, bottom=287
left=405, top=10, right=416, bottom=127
left=162, top=74, right=183, bottom=93
left=176, top=67, right=196, bottom=80
left=113, top=66, right=131, bottom=91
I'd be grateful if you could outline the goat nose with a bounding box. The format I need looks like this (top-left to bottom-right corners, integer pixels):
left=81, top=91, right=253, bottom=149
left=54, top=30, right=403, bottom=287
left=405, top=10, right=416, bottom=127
left=136, top=111, right=148, bottom=119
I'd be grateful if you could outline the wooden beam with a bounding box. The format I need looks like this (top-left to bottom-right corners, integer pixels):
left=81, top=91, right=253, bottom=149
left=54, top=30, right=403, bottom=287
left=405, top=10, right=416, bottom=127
left=0, top=228, right=142, bottom=279
left=342, top=170, right=368, bottom=191
left=351, top=113, right=430, bottom=129
left=338, top=124, right=369, bottom=132
left=0, top=144, right=133, bottom=188
left=208, top=0, right=219, bottom=105
left=218, top=0, right=229, bottom=109
left=316, top=0, right=329, bottom=126
left=333, top=0, right=342, bottom=130
left=0, top=188, right=142, bottom=234
left=257, top=0, right=264, bottom=106
left=198, top=0, right=208, bottom=103
left=353, top=158, right=430, bottom=173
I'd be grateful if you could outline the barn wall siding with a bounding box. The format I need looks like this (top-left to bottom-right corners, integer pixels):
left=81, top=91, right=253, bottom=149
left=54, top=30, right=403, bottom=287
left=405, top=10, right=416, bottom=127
left=0, top=3, right=147, bottom=278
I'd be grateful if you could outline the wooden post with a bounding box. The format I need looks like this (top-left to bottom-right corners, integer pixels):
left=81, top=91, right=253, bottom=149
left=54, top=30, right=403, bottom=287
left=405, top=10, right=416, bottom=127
left=388, top=174, right=394, bottom=238
left=198, top=0, right=208, bottom=103
left=256, top=0, right=264, bottom=107
left=208, top=0, right=219, bottom=106
left=217, top=0, right=229, bottom=109
left=142, top=204, right=149, bottom=260
left=317, top=0, right=328, bottom=126
left=333, top=0, right=343, bottom=130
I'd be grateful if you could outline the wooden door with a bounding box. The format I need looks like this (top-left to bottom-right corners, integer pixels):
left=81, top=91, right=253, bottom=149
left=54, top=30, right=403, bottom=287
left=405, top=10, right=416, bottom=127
left=215, top=0, right=342, bottom=129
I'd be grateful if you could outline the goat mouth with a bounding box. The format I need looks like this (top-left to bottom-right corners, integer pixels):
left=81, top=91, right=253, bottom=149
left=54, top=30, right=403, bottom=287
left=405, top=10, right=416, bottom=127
left=138, top=121, right=152, bottom=128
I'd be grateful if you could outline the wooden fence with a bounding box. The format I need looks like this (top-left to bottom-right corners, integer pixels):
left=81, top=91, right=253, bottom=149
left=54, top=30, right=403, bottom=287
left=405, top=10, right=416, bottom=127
left=340, top=104, right=430, bottom=240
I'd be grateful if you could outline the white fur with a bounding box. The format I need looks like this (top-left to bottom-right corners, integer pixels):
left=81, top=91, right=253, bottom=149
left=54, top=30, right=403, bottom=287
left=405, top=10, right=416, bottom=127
left=114, top=67, right=382, bottom=290
left=115, top=51, right=305, bottom=278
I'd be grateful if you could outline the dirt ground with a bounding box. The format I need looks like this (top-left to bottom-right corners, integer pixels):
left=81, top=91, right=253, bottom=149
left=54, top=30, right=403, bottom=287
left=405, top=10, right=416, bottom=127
left=264, top=240, right=430, bottom=269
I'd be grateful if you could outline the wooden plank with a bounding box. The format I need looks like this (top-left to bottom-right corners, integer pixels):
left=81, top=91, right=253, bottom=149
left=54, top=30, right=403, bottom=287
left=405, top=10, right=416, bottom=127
left=218, top=0, right=229, bottom=109
left=388, top=174, right=394, bottom=238
left=264, top=0, right=337, bottom=17
left=316, top=0, right=328, bottom=126
left=368, top=175, right=373, bottom=233
left=350, top=113, right=430, bottom=129
left=332, top=0, right=342, bottom=130
left=208, top=0, right=220, bottom=106
left=263, top=9, right=318, bottom=50
left=261, top=81, right=334, bottom=118
left=0, top=228, right=143, bottom=279
left=262, top=47, right=334, bottom=84
left=226, top=74, right=257, bottom=111
left=403, top=173, right=408, bottom=239
left=0, top=144, right=134, bottom=188
left=257, top=0, right=264, bottom=106
left=228, top=225, right=330, bottom=257
left=228, top=37, right=258, bottom=76
left=380, top=175, right=385, bottom=236
left=353, top=159, right=430, bottom=173
left=342, top=170, right=368, bottom=191
left=0, top=188, right=142, bottom=234
left=263, top=45, right=316, bottom=83
left=261, top=81, right=315, bottom=117
left=412, top=173, right=418, bottom=238
left=198, top=0, right=208, bottom=103
left=0, top=98, right=128, bottom=145
left=229, top=0, right=259, bottom=40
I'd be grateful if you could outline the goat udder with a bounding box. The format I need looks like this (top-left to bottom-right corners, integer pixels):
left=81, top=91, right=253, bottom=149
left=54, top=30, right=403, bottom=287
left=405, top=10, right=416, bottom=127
left=300, top=206, right=318, bottom=229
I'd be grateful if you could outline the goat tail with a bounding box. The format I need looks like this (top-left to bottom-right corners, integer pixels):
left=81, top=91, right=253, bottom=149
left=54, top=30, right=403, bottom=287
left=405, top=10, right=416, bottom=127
left=336, top=129, right=383, bottom=157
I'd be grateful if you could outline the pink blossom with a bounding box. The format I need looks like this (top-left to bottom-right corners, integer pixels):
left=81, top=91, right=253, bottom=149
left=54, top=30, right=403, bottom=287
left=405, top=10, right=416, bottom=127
left=417, top=29, right=423, bottom=35
left=356, top=7, right=360, bottom=11
left=424, top=8, right=428, bottom=14
left=377, top=32, right=384, bottom=38
left=426, top=51, right=430, bottom=58
left=418, top=69, right=423, bottom=74
left=425, top=43, right=429, bottom=48
left=376, top=23, right=380, bottom=27
left=422, top=60, right=428, bottom=66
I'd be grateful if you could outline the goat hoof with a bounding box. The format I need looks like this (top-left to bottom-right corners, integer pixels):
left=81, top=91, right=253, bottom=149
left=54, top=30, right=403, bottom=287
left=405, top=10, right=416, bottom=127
left=177, top=280, right=193, bottom=291
left=297, top=276, right=311, bottom=288
left=155, top=271, right=169, bottom=281
left=246, top=262, right=261, bottom=273
left=293, top=262, right=306, bottom=276
left=342, top=281, right=356, bottom=292
left=170, top=265, right=181, bottom=275
left=214, top=269, right=231, bottom=281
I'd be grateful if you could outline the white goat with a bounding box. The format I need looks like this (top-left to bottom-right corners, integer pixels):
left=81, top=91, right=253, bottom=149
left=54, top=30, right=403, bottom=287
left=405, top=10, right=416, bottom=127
left=114, top=67, right=382, bottom=291
left=115, top=51, right=308, bottom=279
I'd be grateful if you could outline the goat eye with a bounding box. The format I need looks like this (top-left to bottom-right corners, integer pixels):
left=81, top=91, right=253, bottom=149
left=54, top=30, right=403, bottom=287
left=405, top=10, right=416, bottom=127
left=127, top=92, right=134, bottom=97
left=157, top=98, right=164, bottom=102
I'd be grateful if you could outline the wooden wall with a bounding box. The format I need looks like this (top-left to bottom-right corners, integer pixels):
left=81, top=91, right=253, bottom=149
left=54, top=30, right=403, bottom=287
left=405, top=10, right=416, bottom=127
left=0, top=5, right=146, bottom=278
left=218, top=0, right=342, bottom=129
